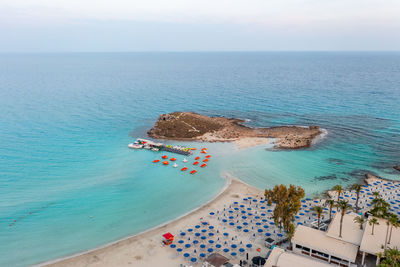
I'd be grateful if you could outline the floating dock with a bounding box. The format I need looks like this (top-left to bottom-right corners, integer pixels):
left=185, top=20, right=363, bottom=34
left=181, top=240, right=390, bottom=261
left=129, top=138, right=192, bottom=156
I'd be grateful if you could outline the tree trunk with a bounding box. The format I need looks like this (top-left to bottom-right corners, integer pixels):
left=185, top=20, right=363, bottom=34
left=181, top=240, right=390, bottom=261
left=389, top=225, right=393, bottom=244
left=356, top=193, right=359, bottom=210
left=339, top=214, right=344, bottom=237
left=318, top=215, right=320, bottom=229
left=372, top=224, right=375, bottom=235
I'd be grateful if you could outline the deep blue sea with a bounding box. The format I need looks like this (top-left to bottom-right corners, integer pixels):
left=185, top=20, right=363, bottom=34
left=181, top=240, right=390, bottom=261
left=1, top=52, right=400, bottom=266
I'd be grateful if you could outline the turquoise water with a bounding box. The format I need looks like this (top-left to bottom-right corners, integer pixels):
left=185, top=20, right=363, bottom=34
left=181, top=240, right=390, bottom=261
left=1, top=52, right=400, bottom=266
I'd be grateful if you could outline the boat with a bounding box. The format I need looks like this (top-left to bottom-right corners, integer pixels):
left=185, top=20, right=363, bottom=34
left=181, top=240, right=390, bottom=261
left=170, top=158, right=177, bottom=161
left=162, top=155, right=168, bottom=159
left=163, top=161, right=169, bottom=165
left=128, top=143, right=143, bottom=149
left=181, top=167, right=188, bottom=171
left=201, top=163, right=207, bottom=168
left=190, top=170, right=197, bottom=174
left=153, top=159, right=160, bottom=163
left=193, top=161, right=199, bottom=165
left=152, top=148, right=159, bottom=151
left=195, top=156, right=200, bottom=160
left=173, top=163, right=178, bottom=168
left=203, top=159, right=209, bottom=162
left=183, top=158, right=188, bottom=163
left=144, top=145, right=151, bottom=149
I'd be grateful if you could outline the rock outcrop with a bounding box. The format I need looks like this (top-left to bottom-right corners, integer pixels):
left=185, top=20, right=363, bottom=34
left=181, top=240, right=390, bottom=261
left=148, top=112, right=322, bottom=149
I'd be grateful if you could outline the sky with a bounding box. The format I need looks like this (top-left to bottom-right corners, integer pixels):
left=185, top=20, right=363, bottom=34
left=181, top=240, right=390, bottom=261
left=1, top=0, right=400, bottom=52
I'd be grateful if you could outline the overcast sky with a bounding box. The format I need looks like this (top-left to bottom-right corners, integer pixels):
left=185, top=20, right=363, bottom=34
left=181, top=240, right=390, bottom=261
left=1, top=0, right=400, bottom=52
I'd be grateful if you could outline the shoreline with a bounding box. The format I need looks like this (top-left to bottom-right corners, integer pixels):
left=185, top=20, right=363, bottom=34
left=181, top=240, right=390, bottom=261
left=38, top=174, right=263, bottom=267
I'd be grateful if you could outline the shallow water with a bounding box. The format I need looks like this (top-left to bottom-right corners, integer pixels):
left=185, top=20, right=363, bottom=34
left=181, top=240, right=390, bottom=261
left=0, top=52, right=400, bottom=266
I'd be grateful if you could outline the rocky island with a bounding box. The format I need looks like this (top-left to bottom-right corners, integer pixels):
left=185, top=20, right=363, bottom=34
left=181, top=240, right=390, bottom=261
left=147, top=112, right=323, bottom=149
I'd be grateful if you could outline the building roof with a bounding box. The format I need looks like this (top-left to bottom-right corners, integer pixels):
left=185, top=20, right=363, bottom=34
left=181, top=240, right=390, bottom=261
left=266, top=247, right=332, bottom=267
left=360, top=216, right=400, bottom=255
left=326, top=212, right=364, bottom=245
left=292, top=225, right=359, bottom=262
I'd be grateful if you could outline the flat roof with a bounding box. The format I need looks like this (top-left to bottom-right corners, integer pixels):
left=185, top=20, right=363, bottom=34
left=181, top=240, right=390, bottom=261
left=293, top=225, right=359, bottom=262
left=360, top=217, right=400, bottom=255
left=326, top=212, right=364, bottom=246
left=266, top=247, right=332, bottom=267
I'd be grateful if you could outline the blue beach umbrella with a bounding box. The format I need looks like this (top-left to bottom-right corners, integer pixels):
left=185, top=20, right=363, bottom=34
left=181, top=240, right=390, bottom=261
left=208, top=248, right=214, bottom=253
left=195, top=233, right=200, bottom=237
left=200, top=253, right=206, bottom=258
left=237, top=226, right=242, bottom=230
left=201, top=229, right=207, bottom=233
left=180, top=232, right=186, bottom=236
left=243, top=222, right=248, bottom=226
left=191, top=258, right=197, bottom=263
left=277, top=233, right=283, bottom=237
left=223, top=248, right=229, bottom=253
left=246, top=244, right=252, bottom=248
left=177, top=248, right=183, bottom=252
left=187, top=228, right=193, bottom=232
left=200, top=244, right=206, bottom=249
left=231, top=252, right=237, bottom=257
left=229, top=222, right=235, bottom=226
left=185, top=243, right=191, bottom=248
left=201, top=236, right=207, bottom=240
left=258, top=229, right=263, bottom=233
left=195, top=225, right=200, bottom=229
left=265, top=233, right=271, bottom=236
left=170, top=244, right=176, bottom=248
left=216, top=244, right=222, bottom=249
left=209, top=225, right=214, bottom=230
left=209, top=232, right=215, bottom=237
left=263, top=225, right=269, bottom=229
left=231, top=244, right=237, bottom=249
left=222, top=219, right=227, bottom=223
left=178, top=240, right=184, bottom=244
left=183, top=253, right=190, bottom=258
left=244, top=229, right=249, bottom=233
left=223, top=232, right=229, bottom=237
left=209, top=212, right=215, bottom=216
left=208, top=240, right=214, bottom=244
left=193, top=240, right=199, bottom=245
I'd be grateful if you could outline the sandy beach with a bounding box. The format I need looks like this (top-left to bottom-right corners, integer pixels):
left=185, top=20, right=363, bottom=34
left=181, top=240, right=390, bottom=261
left=41, top=177, right=263, bottom=267
left=233, top=137, right=270, bottom=150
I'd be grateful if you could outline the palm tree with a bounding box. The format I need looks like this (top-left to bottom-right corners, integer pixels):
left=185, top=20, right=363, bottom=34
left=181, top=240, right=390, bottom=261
left=388, top=214, right=400, bottom=244
left=335, top=200, right=353, bottom=238
left=372, top=191, right=381, bottom=199
left=377, top=247, right=400, bottom=267
left=354, top=215, right=366, bottom=230
left=324, top=199, right=335, bottom=220
left=311, top=205, right=325, bottom=229
left=371, top=198, right=390, bottom=218
left=369, top=218, right=379, bottom=235
left=351, top=184, right=362, bottom=210
left=333, top=185, right=343, bottom=202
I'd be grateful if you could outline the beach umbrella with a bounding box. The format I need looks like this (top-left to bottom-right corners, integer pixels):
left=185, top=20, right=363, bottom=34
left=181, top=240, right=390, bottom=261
left=200, top=253, right=206, bottom=258
left=209, top=212, right=215, bottom=216
left=269, top=222, right=275, bottom=225
left=241, top=210, right=246, bottom=214
left=177, top=248, right=183, bottom=252
left=265, top=233, right=271, bottom=237
left=263, top=225, right=269, bottom=229
left=216, top=244, right=222, bottom=248
left=243, top=222, right=248, bottom=226
left=202, top=222, right=208, bottom=225
left=277, top=233, right=283, bottom=237
left=180, top=232, right=186, bottom=236
left=201, top=229, right=207, bottom=233
left=209, top=232, right=215, bottom=237
left=243, top=229, right=249, bottom=233
left=185, top=243, right=191, bottom=248
left=229, top=222, right=235, bottom=226
left=201, top=236, right=207, bottom=240
left=222, top=219, right=227, bottom=223
left=240, top=205, right=245, bottom=208
left=223, top=232, right=229, bottom=237
left=239, top=248, right=245, bottom=253
left=178, top=240, right=184, bottom=244
left=231, top=244, right=237, bottom=249
left=209, top=225, right=214, bottom=230
left=246, top=244, right=252, bottom=249
left=223, top=248, right=229, bottom=253
left=237, top=226, right=242, bottom=230
left=183, top=253, right=190, bottom=258
left=170, top=244, right=176, bottom=248
left=229, top=216, right=234, bottom=220
left=242, top=216, right=247, bottom=219
left=193, top=240, right=199, bottom=245
left=231, top=252, right=237, bottom=257
left=200, top=244, right=206, bottom=249
left=195, top=233, right=200, bottom=237
left=258, top=229, right=263, bottom=233
left=234, top=201, right=238, bottom=205
left=187, top=228, right=193, bottom=232
left=191, top=258, right=197, bottom=263
left=208, top=248, right=214, bottom=253
left=256, top=222, right=261, bottom=226
left=208, top=240, right=214, bottom=244
left=195, top=225, right=200, bottom=229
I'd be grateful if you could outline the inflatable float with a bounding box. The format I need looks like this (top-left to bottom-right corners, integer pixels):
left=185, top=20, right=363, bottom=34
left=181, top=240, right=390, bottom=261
left=195, top=156, right=200, bottom=160
left=190, top=170, right=197, bottom=174
left=170, top=158, right=176, bottom=161
left=163, top=161, right=169, bottom=165
left=162, top=155, right=168, bottom=159
left=153, top=159, right=160, bottom=163
left=181, top=167, right=188, bottom=171
left=201, top=163, right=207, bottom=168
left=193, top=161, right=199, bottom=165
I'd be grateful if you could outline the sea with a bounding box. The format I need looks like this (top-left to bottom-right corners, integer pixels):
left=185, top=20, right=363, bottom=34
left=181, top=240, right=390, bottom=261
left=0, top=52, right=399, bottom=266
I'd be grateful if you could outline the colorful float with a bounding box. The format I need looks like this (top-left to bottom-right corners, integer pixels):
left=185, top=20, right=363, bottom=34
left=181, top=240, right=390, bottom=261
left=201, top=163, right=207, bottom=168
left=181, top=167, right=188, bottom=171
left=193, top=161, right=199, bottom=165
left=190, top=170, right=197, bottom=174
left=162, top=155, right=168, bottom=159
left=153, top=159, right=160, bottom=163
left=163, top=161, right=169, bottom=165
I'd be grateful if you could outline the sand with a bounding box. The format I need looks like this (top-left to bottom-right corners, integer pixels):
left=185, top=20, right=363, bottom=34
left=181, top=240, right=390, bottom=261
left=41, top=177, right=263, bottom=267
left=233, top=137, right=270, bottom=150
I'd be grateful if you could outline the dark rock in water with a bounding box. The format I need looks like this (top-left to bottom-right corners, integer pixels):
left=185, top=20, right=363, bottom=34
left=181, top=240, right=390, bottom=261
left=394, top=165, right=400, bottom=172
left=365, top=173, right=383, bottom=180
left=314, top=174, right=337, bottom=181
